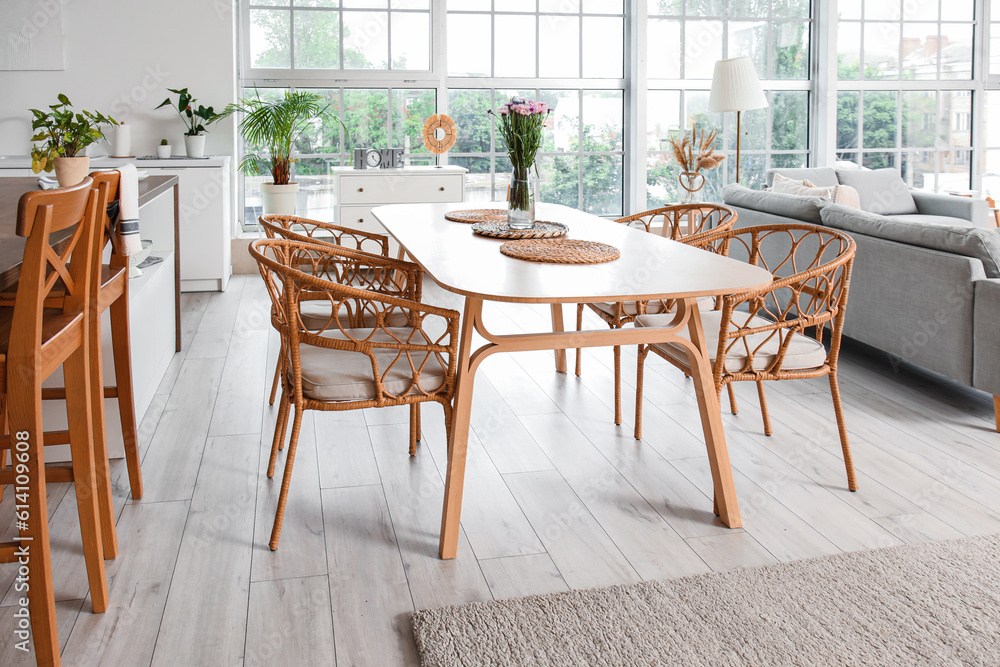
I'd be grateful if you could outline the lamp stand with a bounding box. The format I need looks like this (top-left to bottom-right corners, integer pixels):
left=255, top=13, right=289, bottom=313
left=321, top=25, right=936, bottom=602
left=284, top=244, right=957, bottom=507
left=735, top=110, right=742, bottom=185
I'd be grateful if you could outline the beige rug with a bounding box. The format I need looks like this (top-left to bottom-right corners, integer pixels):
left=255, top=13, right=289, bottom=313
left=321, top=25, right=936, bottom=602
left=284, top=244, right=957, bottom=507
left=412, top=534, right=1000, bottom=666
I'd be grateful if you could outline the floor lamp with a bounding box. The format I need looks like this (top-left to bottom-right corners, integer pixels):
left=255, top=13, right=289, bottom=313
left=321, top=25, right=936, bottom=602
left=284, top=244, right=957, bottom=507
left=708, top=57, right=769, bottom=185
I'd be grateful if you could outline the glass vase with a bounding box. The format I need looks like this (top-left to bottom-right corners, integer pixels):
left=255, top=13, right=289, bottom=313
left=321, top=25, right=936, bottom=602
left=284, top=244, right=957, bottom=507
left=679, top=171, right=706, bottom=205
left=508, top=165, right=537, bottom=229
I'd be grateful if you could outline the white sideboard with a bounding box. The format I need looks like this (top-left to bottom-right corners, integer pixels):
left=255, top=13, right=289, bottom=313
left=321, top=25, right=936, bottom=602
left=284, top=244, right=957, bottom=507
left=333, top=166, right=466, bottom=253
left=0, top=156, right=233, bottom=292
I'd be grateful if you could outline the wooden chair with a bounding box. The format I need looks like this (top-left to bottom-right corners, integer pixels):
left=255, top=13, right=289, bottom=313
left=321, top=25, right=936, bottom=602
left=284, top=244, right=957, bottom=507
left=250, top=238, right=460, bottom=550
left=28, top=172, right=143, bottom=553
left=0, top=179, right=112, bottom=666
left=259, top=214, right=393, bottom=406
left=573, top=203, right=738, bottom=425
left=632, top=223, right=859, bottom=491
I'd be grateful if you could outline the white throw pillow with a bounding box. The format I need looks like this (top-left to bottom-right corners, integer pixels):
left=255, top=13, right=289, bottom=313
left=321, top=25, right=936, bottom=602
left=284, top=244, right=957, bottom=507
left=771, top=173, right=862, bottom=210
left=771, top=173, right=836, bottom=198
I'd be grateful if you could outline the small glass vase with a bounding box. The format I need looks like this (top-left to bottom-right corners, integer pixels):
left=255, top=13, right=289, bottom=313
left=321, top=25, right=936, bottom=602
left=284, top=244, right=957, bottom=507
left=679, top=171, right=706, bottom=205
left=508, top=165, right=537, bottom=229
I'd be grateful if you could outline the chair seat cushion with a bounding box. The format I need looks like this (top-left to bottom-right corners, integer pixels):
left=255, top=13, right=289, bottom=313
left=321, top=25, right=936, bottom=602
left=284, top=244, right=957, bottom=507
left=299, top=300, right=411, bottom=331
left=295, top=328, right=446, bottom=402
left=589, top=296, right=716, bottom=320
left=635, top=310, right=828, bottom=373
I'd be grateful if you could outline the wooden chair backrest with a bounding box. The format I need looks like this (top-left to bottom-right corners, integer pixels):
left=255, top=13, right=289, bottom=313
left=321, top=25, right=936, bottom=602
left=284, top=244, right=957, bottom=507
left=88, top=170, right=122, bottom=256
left=11, top=178, right=105, bottom=359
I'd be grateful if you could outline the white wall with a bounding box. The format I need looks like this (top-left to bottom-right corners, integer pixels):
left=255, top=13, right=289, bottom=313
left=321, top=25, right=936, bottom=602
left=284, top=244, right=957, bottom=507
left=0, top=0, right=238, bottom=158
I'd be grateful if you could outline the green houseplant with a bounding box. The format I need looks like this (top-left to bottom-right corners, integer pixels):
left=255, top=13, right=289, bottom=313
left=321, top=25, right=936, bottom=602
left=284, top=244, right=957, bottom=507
left=155, top=87, right=217, bottom=158
left=30, top=94, right=117, bottom=186
left=215, top=89, right=348, bottom=215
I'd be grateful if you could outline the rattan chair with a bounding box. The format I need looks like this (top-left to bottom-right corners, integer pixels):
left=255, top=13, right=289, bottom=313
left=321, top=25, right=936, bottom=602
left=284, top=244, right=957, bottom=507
left=260, top=214, right=396, bottom=406
left=250, top=238, right=460, bottom=550
left=632, top=223, right=859, bottom=491
left=573, top=203, right=738, bottom=425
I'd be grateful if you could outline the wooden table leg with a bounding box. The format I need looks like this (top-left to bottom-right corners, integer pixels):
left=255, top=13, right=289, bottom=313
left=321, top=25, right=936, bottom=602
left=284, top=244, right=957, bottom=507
left=550, top=304, right=567, bottom=373
left=681, top=298, right=741, bottom=528
left=439, top=297, right=483, bottom=559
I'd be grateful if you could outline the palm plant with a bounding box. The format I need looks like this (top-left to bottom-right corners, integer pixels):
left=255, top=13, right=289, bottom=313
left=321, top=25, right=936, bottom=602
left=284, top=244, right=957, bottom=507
left=215, top=89, right=348, bottom=185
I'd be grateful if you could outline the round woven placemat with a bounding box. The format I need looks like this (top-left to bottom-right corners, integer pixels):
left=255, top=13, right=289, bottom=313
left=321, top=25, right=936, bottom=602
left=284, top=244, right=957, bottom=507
left=445, top=208, right=507, bottom=224
left=472, top=221, right=569, bottom=240
left=499, top=239, right=620, bottom=264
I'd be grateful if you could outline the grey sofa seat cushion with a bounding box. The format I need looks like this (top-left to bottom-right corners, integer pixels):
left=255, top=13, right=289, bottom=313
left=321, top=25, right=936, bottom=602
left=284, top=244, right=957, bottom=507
left=765, top=167, right=839, bottom=188
left=835, top=168, right=918, bottom=215
left=722, top=184, right=828, bottom=224
left=821, top=204, right=1000, bottom=278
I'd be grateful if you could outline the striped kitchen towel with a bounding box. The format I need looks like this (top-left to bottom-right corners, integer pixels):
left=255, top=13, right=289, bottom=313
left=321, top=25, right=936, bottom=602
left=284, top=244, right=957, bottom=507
left=116, top=163, right=142, bottom=256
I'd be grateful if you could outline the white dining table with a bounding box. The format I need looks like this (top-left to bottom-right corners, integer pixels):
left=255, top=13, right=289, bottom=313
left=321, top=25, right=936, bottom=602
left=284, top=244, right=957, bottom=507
left=372, top=202, right=773, bottom=559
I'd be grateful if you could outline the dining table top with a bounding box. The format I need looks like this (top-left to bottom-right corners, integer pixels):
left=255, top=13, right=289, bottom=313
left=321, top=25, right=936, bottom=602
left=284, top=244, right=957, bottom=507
left=0, top=175, right=177, bottom=291
left=372, top=202, right=773, bottom=304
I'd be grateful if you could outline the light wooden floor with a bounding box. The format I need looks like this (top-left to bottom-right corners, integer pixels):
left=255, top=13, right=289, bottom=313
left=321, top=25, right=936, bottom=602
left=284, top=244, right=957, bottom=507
left=3, top=273, right=999, bottom=666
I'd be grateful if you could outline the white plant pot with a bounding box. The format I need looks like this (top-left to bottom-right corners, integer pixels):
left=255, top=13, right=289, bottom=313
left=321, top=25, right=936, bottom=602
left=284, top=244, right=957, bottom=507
left=53, top=156, right=90, bottom=187
left=261, top=182, right=299, bottom=215
left=156, top=144, right=172, bottom=159
left=185, top=134, right=207, bottom=158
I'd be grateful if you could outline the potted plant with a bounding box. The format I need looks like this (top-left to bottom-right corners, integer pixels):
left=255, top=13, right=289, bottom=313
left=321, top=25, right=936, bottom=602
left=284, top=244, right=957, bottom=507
left=29, top=94, right=117, bottom=186
left=156, top=139, right=172, bottom=159
left=215, top=89, right=348, bottom=215
left=155, top=87, right=216, bottom=158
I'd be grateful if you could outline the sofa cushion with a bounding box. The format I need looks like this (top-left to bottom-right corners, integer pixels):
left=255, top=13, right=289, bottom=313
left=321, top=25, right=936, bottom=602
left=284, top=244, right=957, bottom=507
left=821, top=203, right=1000, bottom=278
left=887, top=214, right=973, bottom=228
left=722, top=184, right=828, bottom=224
left=835, top=168, right=919, bottom=215
left=772, top=174, right=862, bottom=209
left=765, top=167, right=839, bottom=188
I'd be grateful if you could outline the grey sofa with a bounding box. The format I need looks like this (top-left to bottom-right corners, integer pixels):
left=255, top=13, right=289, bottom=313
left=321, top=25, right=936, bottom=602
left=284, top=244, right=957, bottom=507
left=722, top=167, right=1000, bottom=426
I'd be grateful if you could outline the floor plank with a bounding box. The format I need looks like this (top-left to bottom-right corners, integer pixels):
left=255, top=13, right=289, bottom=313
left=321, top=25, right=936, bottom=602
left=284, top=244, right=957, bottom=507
left=150, top=434, right=258, bottom=667
left=245, top=576, right=336, bottom=667
left=479, top=553, right=570, bottom=600
left=323, top=485, right=418, bottom=667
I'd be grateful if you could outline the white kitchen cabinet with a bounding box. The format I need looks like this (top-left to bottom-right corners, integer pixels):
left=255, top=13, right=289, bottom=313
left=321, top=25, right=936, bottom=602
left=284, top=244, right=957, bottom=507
left=333, top=166, right=466, bottom=253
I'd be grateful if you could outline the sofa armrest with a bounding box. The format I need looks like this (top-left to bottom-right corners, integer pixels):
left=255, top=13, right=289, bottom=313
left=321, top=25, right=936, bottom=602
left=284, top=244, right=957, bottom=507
left=912, top=191, right=989, bottom=227
left=974, top=279, right=1000, bottom=396
left=721, top=183, right=828, bottom=224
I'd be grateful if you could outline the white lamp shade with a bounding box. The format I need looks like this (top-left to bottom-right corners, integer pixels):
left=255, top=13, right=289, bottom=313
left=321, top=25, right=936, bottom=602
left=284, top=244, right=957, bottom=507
left=708, top=57, right=769, bottom=113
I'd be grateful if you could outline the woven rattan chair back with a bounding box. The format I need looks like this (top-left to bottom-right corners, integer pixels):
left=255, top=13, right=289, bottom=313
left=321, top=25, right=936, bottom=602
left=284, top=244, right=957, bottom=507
left=633, top=222, right=859, bottom=492
left=615, top=203, right=737, bottom=244
left=260, top=214, right=390, bottom=257
left=249, top=237, right=460, bottom=550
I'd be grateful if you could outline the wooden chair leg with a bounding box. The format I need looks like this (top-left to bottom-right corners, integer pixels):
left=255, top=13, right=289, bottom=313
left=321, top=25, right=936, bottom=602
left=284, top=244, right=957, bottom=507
left=89, top=311, right=118, bottom=558
left=109, top=294, right=143, bottom=500
left=409, top=403, right=419, bottom=456
left=613, top=344, right=623, bottom=426
left=269, top=405, right=305, bottom=551
left=267, top=391, right=290, bottom=479
left=828, top=372, right=858, bottom=492
left=268, top=341, right=284, bottom=406
left=8, top=377, right=60, bottom=665
left=63, top=343, right=109, bottom=613
left=574, top=304, right=584, bottom=377
left=634, top=345, right=648, bottom=440
left=994, top=395, right=999, bottom=433
left=755, top=380, right=773, bottom=436
left=727, top=383, right=738, bottom=415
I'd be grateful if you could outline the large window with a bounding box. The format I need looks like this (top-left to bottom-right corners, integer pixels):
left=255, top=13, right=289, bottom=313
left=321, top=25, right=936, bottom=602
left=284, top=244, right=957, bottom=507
left=835, top=0, right=976, bottom=191
left=237, top=0, right=997, bottom=229
left=245, top=1, right=432, bottom=71
left=644, top=0, right=812, bottom=204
